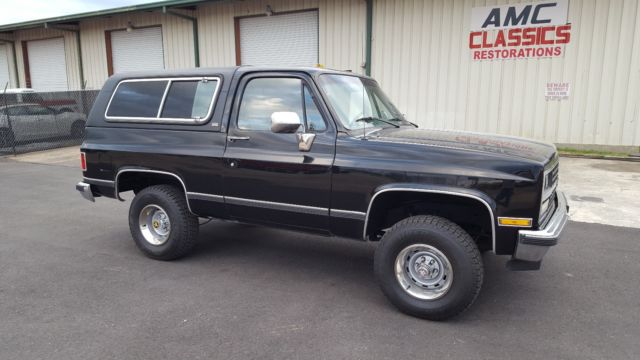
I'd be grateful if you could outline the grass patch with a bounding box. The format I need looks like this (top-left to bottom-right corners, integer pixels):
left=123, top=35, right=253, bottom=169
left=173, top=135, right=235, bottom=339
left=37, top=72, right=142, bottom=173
left=557, top=147, right=629, bottom=157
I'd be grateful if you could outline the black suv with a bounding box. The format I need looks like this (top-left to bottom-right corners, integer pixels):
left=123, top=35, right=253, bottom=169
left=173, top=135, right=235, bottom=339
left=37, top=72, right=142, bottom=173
left=76, top=67, right=568, bottom=320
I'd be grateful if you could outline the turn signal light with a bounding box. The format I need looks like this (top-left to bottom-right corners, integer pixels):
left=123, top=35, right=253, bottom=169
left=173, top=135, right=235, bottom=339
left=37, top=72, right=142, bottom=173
left=498, top=217, right=532, bottom=227
left=80, top=152, right=87, bottom=172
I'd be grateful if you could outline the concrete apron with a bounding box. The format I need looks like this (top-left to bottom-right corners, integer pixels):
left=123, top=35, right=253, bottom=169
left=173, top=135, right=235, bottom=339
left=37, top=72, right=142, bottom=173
left=559, top=157, right=640, bottom=229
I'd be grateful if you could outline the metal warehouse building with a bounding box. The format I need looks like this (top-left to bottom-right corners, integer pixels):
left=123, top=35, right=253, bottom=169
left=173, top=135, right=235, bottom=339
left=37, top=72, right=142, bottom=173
left=1, top=0, right=639, bottom=149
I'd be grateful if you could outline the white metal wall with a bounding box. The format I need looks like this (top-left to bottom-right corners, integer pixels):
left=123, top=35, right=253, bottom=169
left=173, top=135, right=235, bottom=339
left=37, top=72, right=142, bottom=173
left=197, top=0, right=366, bottom=73
left=239, top=10, right=319, bottom=66
left=0, top=44, right=10, bottom=89
left=372, top=0, right=640, bottom=146
left=110, top=27, right=165, bottom=73
left=26, top=37, right=69, bottom=91
left=79, top=10, right=196, bottom=89
left=14, top=27, right=82, bottom=90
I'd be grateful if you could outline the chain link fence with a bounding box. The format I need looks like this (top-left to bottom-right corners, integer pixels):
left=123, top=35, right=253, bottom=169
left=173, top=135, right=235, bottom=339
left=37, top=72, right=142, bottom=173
left=1, top=89, right=99, bottom=155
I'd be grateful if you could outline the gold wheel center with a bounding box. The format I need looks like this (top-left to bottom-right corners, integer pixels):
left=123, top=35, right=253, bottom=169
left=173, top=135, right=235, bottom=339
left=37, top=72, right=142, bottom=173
left=153, top=220, right=160, bottom=229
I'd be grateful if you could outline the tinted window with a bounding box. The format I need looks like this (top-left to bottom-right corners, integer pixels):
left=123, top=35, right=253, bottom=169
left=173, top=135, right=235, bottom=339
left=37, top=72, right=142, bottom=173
left=106, top=80, right=168, bottom=118
left=238, top=78, right=304, bottom=131
left=6, top=106, right=28, bottom=116
left=303, top=86, right=326, bottom=131
left=160, top=79, right=218, bottom=119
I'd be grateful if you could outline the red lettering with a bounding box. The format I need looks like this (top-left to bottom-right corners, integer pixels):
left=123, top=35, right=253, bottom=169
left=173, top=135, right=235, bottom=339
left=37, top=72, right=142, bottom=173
left=510, top=49, right=517, bottom=58
left=494, top=31, right=507, bottom=47
left=553, top=46, right=562, bottom=56
left=522, top=28, right=537, bottom=46
left=507, top=28, right=522, bottom=46
left=540, top=26, right=555, bottom=45
left=473, top=50, right=480, bottom=59
left=469, top=32, right=482, bottom=49
left=482, top=32, right=493, bottom=48
left=556, top=24, right=571, bottom=44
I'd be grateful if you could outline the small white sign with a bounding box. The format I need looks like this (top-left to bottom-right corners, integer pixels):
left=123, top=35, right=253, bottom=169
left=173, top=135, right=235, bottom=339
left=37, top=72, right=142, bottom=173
left=471, top=0, right=569, bottom=30
left=545, top=82, right=570, bottom=101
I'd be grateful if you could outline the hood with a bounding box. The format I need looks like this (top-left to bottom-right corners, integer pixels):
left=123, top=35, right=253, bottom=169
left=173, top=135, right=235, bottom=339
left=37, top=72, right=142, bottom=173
left=366, top=127, right=556, bottom=164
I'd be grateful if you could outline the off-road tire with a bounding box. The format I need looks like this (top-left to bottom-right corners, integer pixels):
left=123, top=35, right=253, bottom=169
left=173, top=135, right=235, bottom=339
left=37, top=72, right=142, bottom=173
left=374, top=215, right=483, bottom=320
left=129, top=185, right=198, bottom=260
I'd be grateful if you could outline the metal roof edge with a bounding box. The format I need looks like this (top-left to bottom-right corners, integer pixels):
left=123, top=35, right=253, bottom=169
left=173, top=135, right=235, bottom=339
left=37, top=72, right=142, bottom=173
left=0, top=0, right=214, bottom=32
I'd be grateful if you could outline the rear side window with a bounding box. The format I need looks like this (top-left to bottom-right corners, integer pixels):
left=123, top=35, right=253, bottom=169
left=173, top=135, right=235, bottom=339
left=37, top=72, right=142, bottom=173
left=105, top=77, right=220, bottom=124
left=160, top=80, right=218, bottom=119
left=106, top=81, right=167, bottom=118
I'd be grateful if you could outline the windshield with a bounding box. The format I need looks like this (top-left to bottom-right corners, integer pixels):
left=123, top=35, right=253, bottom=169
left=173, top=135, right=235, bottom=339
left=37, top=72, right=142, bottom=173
left=317, top=74, right=407, bottom=130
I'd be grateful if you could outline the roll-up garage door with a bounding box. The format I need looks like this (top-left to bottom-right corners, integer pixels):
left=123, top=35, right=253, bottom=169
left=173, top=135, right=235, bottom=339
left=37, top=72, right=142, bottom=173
left=0, top=44, right=10, bottom=89
left=111, top=27, right=165, bottom=74
left=27, top=38, right=68, bottom=91
left=239, top=10, right=319, bottom=67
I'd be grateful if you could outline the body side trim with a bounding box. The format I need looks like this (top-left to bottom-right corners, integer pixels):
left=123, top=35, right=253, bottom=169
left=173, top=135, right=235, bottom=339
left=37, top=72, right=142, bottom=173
left=82, top=176, right=115, bottom=186
left=330, top=209, right=366, bottom=220
left=363, top=188, right=497, bottom=252
left=226, top=196, right=329, bottom=216
left=187, top=192, right=224, bottom=202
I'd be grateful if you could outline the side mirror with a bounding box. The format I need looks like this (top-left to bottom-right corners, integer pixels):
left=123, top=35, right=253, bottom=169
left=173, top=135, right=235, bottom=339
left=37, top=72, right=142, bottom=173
left=271, top=112, right=301, bottom=133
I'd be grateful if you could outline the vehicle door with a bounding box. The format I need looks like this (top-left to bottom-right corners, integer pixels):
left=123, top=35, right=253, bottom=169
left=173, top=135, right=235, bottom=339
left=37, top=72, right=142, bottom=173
left=26, top=105, right=58, bottom=138
left=223, top=72, right=336, bottom=233
left=5, top=105, right=37, bottom=141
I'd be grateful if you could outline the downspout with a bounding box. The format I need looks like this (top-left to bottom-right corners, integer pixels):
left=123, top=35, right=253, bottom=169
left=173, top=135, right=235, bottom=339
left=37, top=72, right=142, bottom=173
left=365, top=0, right=373, bottom=76
left=0, top=38, right=20, bottom=88
left=45, top=23, right=85, bottom=89
left=163, top=6, right=200, bottom=67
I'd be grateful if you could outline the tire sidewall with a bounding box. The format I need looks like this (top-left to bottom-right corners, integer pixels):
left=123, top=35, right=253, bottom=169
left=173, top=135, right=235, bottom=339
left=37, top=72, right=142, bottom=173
left=375, top=222, right=481, bottom=318
left=129, top=189, right=188, bottom=258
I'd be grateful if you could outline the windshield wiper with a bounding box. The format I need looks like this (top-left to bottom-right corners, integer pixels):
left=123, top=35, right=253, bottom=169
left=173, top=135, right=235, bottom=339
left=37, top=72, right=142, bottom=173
left=387, top=117, right=419, bottom=128
left=355, top=117, right=400, bottom=128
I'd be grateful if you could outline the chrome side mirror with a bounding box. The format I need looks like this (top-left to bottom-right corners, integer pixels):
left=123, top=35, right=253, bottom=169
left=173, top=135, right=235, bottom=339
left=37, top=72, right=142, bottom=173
left=296, top=133, right=316, bottom=152
left=271, top=112, right=301, bottom=133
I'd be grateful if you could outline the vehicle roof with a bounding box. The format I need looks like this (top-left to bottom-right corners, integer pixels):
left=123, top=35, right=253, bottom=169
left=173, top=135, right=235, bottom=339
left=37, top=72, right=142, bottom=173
left=105, top=66, right=370, bottom=83
left=0, top=88, right=36, bottom=94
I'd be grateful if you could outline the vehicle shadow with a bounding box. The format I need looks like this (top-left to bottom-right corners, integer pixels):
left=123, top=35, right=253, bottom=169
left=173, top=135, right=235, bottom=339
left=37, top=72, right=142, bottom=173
left=191, top=220, right=519, bottom=320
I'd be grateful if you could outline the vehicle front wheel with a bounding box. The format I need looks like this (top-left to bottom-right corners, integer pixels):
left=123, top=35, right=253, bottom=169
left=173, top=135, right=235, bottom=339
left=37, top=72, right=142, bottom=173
left=374, top=215, right=483, bottom=320
left=128, top=184, right=199, bottom=260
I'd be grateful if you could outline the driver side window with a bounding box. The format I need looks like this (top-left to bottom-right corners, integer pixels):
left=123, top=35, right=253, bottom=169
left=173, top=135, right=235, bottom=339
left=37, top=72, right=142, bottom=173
left=238, top=78, right=304, bottom=131
left=237, top=77, right=327, bottom=132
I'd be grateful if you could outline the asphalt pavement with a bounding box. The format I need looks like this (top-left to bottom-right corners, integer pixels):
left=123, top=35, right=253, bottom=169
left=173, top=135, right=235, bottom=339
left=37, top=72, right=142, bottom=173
left=1, top=156, right=639, bottom=360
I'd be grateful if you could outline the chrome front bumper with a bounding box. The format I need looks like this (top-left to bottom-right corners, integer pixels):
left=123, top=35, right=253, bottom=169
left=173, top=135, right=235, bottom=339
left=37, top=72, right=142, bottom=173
left=76, top=181, right=95, bottom=202
left=512, top=192, right=569, bottom=264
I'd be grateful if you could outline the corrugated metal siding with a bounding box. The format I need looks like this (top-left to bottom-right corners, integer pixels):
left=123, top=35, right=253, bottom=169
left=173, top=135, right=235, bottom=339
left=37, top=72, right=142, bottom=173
left=0, top=41, right=17, bottom=88
left=197, top=0, right=366, bottom=73
left=372, top=0, right=640, bottom=146
left=14, top=27, right=81, bottom=90
left=79, top=10, right=196, bottom=89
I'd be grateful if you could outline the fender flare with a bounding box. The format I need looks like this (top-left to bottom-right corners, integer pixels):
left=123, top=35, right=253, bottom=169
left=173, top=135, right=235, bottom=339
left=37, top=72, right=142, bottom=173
left=114, top=167, right=194, bottom=214
left=363, top=183, right=497, bottom=251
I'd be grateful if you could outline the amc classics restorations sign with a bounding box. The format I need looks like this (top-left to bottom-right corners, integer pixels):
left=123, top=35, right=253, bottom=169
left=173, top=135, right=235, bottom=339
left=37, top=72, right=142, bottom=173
left=469, top=0, right=572, bottom=60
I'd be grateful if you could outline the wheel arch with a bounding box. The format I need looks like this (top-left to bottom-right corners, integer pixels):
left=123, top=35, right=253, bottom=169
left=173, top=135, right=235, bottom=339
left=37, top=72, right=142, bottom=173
left=363, top=184, right=497, bottom=251
left=114, top=168, right=194, bottom=214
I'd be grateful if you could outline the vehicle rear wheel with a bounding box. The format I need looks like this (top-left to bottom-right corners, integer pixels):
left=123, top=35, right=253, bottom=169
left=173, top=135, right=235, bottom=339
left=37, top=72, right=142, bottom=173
left=129, top=184, right=198, bottom=260
left=71, top=120, right=86, bottom=138
left=374, top=215, right=483, bottom=320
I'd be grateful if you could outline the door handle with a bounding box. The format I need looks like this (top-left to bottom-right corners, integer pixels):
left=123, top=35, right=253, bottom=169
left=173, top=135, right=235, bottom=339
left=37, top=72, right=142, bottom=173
left=227, top=136, right=250, bottom=142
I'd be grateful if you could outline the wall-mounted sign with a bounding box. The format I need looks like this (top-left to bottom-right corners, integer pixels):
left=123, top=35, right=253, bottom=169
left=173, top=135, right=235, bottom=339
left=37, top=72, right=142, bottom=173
left=469, top=0, right=571, bottom=60
left=545, top=82, right=570, bottom=101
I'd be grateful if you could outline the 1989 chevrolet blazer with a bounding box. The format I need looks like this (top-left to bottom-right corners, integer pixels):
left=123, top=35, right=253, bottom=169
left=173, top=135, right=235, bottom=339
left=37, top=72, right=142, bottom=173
left=76, top=67, right=568, bottom=320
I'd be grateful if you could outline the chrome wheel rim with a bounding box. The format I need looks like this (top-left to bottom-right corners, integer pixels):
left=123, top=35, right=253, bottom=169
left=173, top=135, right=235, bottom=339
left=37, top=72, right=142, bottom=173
left=138, top=204, right=171, bottom=246
left=395, top=244, right=453, bottom=300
